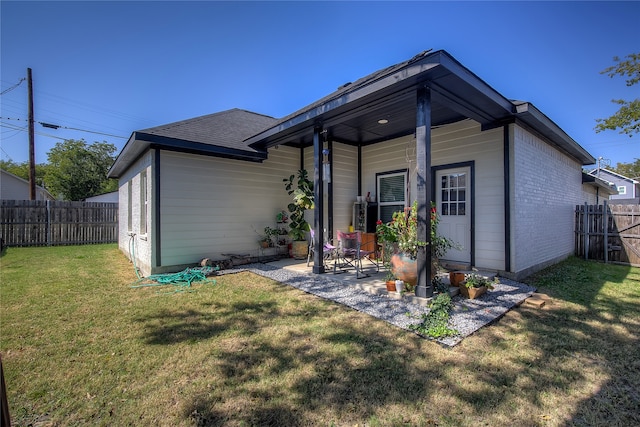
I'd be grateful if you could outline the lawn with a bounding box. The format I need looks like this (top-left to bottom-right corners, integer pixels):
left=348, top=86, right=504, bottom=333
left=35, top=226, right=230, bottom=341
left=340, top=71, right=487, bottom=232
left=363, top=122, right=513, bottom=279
left=1, top=245, right=638, bottom=426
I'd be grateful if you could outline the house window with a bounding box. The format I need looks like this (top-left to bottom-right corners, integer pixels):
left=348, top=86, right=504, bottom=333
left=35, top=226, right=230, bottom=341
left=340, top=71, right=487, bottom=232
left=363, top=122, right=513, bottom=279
left=127, top=180, right=132, bottom=232
left=377, top=171, right=407, bottom=223
left=440, top=173, right=467, bottom=216
left=617, top=186, right=626, bottom=195
left=140, top=171, right=148, bottom=234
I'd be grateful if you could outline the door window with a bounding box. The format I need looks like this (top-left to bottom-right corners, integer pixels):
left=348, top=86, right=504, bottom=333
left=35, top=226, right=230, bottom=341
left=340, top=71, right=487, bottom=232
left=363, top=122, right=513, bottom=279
left=440, top=173, right=466, bottom=216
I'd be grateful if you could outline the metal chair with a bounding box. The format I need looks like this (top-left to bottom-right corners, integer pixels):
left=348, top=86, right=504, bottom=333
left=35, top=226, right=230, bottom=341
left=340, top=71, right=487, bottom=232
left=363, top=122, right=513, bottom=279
left=307, top=229, right=336, bottom=268
left=333, top=230, right=379, bottom=278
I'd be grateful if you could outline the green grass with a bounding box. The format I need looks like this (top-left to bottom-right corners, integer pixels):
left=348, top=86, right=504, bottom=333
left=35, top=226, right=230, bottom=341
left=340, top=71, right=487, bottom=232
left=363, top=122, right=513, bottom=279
left=1, top=246, right=639, bottom=426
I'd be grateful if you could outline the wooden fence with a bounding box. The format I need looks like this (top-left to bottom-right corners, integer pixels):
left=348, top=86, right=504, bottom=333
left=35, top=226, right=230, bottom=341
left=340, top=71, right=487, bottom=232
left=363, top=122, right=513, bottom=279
left=575, top=202, right=640, bottom=267
left=1, top=200, right=118, bottom=247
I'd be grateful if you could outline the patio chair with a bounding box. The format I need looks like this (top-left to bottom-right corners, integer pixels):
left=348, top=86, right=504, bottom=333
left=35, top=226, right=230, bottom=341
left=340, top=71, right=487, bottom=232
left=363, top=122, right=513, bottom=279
left=307, top=229, right=337, bottom=268
left=333, top=230, right=379, bottom=279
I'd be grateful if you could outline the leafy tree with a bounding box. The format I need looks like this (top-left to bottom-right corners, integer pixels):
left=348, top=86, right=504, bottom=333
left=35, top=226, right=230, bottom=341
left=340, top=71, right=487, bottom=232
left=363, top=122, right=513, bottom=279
left=595, top=53, right=640, bottom=137
left=44, top=139, right=118, bottom=200
left=612, top=158, right=640, bottom=180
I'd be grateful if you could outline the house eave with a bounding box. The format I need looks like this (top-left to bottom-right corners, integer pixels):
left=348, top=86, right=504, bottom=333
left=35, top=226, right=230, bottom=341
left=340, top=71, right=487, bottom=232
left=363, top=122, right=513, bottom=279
left=514, top=102, right=595, bottom=166
left=582, top=172, right=618, bottom=195
left=108, top=132, right=267, bottom=179
left=245, top=49, right=516, bottom=149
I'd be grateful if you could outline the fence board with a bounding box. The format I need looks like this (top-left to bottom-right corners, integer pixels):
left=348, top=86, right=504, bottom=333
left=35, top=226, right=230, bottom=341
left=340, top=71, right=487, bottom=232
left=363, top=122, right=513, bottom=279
left=0, top=200, right=118, bottom=247
left=575, top=202, right=640, bottom=267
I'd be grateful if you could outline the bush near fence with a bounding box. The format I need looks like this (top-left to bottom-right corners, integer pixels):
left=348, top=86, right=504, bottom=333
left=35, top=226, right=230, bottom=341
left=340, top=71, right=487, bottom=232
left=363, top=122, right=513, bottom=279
left=0, top=200, right=118, bottom=247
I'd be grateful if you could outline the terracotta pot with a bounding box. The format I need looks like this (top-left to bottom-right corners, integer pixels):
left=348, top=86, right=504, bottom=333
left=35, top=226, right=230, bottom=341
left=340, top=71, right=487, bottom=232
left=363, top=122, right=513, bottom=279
left=291, top=240, right=308, bottom=260
left=390, top=253, right=438, bottom=289
left=385, top=281, right=396, bottom=292
left=390, top=253, right=417, bottom=289
left=459, top=285, right=487, bottom=299
left=449, top=271, right=465, bottom=287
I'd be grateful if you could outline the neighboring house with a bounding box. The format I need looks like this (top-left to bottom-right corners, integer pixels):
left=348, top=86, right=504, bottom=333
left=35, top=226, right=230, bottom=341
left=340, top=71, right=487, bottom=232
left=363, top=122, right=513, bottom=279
left=1, top=169, right=55, bottom=201
left=581, top=171, right=619, bottom=205
left=84, top=191, right=119, bottom=203
left=588, top=168, right=639, bottom=204
left=108, top=49, right=597, bottom=287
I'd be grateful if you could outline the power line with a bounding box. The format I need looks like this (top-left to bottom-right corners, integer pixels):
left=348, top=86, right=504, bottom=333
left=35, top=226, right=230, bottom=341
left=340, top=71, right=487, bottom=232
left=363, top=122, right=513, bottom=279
left=0, top=117, right=127, bottom=139
left=0, top=78, right=26, bottom=95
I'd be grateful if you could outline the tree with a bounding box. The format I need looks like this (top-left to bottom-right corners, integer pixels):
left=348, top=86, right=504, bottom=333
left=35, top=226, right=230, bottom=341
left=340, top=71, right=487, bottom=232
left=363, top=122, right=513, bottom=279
left=595, top=53, right=640, bottom=137
left=44, top=139, right=118, bottom=200
left=612, top=158, right=640, bottom=180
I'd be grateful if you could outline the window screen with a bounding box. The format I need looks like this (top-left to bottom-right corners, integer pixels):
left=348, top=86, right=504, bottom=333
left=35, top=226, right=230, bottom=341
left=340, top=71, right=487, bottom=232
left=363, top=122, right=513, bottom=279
left=377, top=172, right=407, bottom=223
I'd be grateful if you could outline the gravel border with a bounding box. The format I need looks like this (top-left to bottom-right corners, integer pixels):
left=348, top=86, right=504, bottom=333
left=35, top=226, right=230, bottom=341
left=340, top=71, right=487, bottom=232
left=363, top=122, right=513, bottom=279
left=221, top=263, right=536, bottom=346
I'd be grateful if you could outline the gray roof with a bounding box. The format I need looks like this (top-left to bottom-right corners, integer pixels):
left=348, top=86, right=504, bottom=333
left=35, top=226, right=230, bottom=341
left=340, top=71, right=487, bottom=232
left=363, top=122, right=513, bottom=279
left=108, top=109, right=276, bottom=178
left=138, top=108, right=276, bottom=152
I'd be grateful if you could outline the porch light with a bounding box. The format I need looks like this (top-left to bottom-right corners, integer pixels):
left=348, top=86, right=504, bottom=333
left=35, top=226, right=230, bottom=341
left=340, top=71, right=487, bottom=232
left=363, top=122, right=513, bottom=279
left=377, top=119, right=389, bottom=124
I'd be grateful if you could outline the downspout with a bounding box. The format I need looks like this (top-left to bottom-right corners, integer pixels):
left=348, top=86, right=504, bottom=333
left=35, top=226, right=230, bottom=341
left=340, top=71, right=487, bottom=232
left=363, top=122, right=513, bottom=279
left=415, top=85, right=433, bottom=298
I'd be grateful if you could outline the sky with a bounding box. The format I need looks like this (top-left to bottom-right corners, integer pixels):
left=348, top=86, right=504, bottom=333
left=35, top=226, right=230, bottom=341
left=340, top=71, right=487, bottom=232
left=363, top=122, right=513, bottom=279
left=1, top=1, right=638, bottom=169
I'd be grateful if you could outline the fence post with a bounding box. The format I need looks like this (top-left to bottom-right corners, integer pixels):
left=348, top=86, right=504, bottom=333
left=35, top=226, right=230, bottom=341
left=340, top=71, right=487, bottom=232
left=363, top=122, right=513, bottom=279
left=46, top=200, right=51, bottom=247
left=603, top=200, right=608, bottom=263
left=583, top=202, right=588, bottom=260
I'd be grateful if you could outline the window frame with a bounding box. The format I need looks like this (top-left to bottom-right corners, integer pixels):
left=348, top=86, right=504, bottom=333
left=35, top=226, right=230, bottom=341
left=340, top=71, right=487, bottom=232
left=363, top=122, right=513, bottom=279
left=376, top=169, right=408, bottom=223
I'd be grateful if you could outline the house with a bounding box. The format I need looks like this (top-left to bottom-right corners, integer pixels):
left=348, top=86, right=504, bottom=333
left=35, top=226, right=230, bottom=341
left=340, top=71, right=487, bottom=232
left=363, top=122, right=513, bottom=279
left=587, top=168, right=639, bottom=204
left=108, top=49, right=597, bottom=291
left=1, top=169, right=55, bottom=201
left=84, top=191, right=119, bottom=203
left=581, top=171, right=619, bottom=205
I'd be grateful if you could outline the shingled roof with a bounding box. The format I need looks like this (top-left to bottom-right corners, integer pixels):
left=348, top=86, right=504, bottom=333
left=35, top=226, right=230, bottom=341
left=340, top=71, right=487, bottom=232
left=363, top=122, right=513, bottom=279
left=108, top=109, right=276, bottom=178
left=138, top=109, right=276, bottom=151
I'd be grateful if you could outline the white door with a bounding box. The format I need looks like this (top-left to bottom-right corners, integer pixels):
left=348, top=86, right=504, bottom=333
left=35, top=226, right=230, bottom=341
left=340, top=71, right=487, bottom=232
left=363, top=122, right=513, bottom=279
left=435, top=167, right=471, bottom=263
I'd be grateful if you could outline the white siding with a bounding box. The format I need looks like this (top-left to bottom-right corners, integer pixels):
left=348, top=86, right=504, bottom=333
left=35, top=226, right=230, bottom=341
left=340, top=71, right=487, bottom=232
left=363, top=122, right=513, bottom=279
left=159, top=147, right=299, bottom=268
left=362, top=120, right=505, bottom=271
left=511, top=125, right=584, bottom=276
left=117, top=150, right=153, bottom=275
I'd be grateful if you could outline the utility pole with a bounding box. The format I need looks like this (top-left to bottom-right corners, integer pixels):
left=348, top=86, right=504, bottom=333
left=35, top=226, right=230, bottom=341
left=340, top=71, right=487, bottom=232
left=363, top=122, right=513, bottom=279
left=27, top=68, right=36, bottom=200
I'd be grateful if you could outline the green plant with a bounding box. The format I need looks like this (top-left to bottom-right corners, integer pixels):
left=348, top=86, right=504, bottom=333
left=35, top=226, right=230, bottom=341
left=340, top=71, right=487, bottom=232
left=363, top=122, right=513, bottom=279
left=463, top=273, right=496, bottom=289
left=283, top=169, right=314, bottom=241
left=409, top=293, right=458, bottom=338
left=375, top=200, right=454, bottom=259
left=259, top=226, right=280, bottom=246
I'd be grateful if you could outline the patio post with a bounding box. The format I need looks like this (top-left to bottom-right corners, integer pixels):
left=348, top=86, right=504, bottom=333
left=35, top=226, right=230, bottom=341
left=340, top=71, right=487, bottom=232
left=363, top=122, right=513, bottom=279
left=415, top=85, right=433, bottom=298
left=312, top=124, right=325, bottom=273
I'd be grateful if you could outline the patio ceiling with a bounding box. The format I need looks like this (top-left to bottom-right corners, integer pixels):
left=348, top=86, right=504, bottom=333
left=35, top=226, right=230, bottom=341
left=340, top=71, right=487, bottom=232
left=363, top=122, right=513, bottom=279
left=246, top=50, right=516, bottom=149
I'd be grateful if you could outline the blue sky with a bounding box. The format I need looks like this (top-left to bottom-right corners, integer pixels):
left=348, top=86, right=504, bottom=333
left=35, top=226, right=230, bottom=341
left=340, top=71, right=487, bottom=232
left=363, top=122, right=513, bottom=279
left=1, top=1, right=638, bottom=168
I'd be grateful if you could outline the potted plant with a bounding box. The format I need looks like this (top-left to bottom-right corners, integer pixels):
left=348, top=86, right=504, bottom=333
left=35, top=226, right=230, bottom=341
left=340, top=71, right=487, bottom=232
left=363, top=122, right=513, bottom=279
left=375, top=201, right=454, bottom=290
left=459, top=273, right=496, bottom=299
left=258, top=226, right=279, bottom=248
left=283, top=169, right=314, bottom=259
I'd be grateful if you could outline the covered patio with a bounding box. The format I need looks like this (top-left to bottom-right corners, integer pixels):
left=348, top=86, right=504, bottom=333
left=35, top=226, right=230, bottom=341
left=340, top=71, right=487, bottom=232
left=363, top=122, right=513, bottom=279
left=247, top=49, right=517, bottom=298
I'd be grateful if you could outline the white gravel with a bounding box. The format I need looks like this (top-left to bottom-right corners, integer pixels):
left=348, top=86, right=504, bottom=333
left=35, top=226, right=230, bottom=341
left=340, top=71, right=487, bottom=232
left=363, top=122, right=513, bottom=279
left=222, top=263, right=536, bottom=346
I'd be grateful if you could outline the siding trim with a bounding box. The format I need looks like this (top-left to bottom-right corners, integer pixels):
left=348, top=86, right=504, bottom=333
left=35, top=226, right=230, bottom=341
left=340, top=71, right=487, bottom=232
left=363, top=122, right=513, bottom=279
left=431, top=161, right=475, bottom=267
left=154, top=148, right=162, bottom=267
left=503, top=125, right=511, bottom=272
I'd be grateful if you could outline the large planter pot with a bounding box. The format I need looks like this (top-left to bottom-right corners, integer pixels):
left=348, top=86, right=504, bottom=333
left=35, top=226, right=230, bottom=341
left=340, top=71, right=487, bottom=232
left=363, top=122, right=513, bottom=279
left=390, top=253, right=418, bottom=289
left=390, top=253, right=438, bottom=290
left=459, top=285, right=487, bottom=299
left=291, top=240, right=308, bottom=260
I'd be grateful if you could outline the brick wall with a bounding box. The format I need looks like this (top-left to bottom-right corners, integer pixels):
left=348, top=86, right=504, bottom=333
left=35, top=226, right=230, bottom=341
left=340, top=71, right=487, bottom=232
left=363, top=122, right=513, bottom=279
left=512, top=125, right=584, bottom=275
